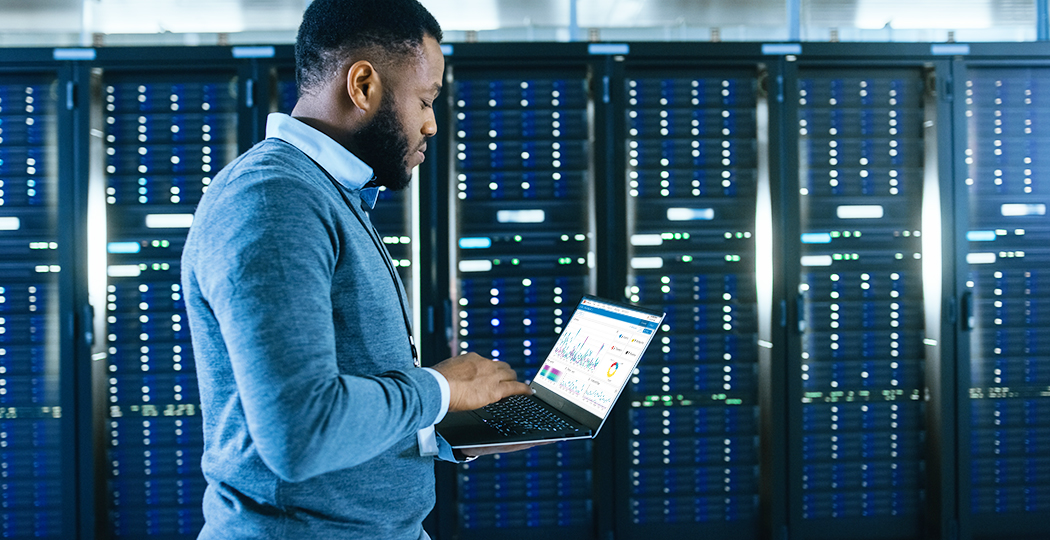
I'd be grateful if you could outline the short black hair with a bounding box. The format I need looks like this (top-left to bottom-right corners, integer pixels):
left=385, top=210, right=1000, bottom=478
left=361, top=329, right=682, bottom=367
left=295, top=0, right=443, bottom=93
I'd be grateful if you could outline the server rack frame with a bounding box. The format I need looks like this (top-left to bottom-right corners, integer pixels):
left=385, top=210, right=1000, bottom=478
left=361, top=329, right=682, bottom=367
left=951, top=41, right=1050, bottom=540
left=603, top=41, right=790, bottom=540
left=430, top=47, right=455, bottom=540
left=0, top=47, right=83, bottom=540
left=70, top=57, right=98, bottom=540
left=786, top=43, right=957, bottom=540
left=241, top=46, right=296, bottom=153
left=432, top=41, right=608, bottom=540
left=82, top=46, right=250, bottom=540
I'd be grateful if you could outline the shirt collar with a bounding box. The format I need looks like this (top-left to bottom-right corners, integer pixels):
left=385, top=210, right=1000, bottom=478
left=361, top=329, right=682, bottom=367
left=265, top=112, right=380, bottom=209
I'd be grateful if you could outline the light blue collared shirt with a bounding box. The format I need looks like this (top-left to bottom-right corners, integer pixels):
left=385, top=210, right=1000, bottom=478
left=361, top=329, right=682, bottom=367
left=264, top=112, right=451, bottom=449
left=265, top=112, right=382, bottom=209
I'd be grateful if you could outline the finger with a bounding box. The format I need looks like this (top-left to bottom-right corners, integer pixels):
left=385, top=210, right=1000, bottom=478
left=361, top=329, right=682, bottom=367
left=501, top=381, right=533, bottom=397
left=492, top=359, right=516, bottom=372
left=493, top=363, right=520, bottom=380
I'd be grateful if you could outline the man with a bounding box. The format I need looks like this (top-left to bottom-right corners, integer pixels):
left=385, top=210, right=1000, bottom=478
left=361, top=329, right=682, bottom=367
left=181, top=0, right=533, bottom=538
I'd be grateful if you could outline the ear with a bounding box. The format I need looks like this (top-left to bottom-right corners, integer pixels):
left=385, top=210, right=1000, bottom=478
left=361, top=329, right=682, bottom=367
left=346, top=60, right=383, bottom=113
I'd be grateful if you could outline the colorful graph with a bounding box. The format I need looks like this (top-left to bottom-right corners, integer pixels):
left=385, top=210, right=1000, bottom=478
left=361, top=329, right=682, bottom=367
left=557, top=373, right=587, bottom=396
left=583, top=386, right=615, bottom=407
left=606, top=361, right=619, bottom=378
left=550, top=327, right=605, bottom=372
left=539, top=364, right=562, bottom=382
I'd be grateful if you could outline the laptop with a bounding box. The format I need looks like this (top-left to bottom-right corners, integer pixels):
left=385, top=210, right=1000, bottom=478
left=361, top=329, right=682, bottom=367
left=436, top=295, right=666, bottom=449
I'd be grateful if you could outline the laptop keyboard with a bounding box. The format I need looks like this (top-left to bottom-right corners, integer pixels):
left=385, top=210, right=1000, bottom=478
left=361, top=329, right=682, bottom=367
left=478, top=394, right=579, bottom=437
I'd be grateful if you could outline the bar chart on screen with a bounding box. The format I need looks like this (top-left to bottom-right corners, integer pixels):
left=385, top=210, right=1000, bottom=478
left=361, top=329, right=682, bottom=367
left=549, top=327, right=606, bottom=372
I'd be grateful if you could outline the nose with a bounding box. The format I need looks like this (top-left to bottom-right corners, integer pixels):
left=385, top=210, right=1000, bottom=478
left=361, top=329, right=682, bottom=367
left=422, top=109, right=437, bottom=138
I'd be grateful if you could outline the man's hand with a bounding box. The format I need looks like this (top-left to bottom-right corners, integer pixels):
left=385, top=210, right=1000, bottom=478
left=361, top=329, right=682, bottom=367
left=431, top=352, right=532, bottom=412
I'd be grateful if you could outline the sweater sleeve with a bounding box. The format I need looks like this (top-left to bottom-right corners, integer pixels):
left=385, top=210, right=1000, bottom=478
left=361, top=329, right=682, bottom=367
left=189, top=166, right=441, bottom=483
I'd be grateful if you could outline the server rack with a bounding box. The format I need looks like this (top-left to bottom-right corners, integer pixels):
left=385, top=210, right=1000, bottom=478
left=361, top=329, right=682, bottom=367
left=611, top=45, right=773, bottom=540
left=88, top=48, right=248, bottom=539
left=954, top=43, right=1050, bottom=540
left=0, top=51, right=78, bottom=540
left=785, top=46, right=955, bottom=540
left=438, top=44, right=601, bottom=539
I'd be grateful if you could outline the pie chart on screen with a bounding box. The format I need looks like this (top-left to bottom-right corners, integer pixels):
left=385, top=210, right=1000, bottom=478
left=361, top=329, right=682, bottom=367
left=607, top=361, right=619, bottom=378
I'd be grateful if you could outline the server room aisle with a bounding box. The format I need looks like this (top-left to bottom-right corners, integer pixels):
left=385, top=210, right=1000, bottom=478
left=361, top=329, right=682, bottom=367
left=0, top=42, right=1048, bottom=540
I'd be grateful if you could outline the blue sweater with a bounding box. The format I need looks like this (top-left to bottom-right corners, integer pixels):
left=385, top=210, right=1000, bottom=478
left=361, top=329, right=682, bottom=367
left=182, top=138, right=442, bottom=539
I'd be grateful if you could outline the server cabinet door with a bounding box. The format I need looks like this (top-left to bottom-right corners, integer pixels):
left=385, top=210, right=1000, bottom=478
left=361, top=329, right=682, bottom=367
left=0, top=70, right=71, bottom=540
left=95, top=69, right=240, bottom=539
left=792, top=66, right=933, bottom=539
left=616, top=66, right=764, bottom=539
left=446, top=65, right=598, bottom=539
left=960, top=65, right=1050, bottom=539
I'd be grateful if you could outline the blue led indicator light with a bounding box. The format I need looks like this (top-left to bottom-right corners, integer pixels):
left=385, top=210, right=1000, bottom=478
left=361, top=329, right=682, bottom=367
left=931, top=44, right=970, bottom=56
left=588, top=43, right=630, bottom=55
left=459, top=237, right=493, bottom=249
left=666, top=207, right=714, bottom=221
left=107, top=242, right=142, bottom=254
left=1001, top=203, right=1046, bottom=217
left=762, top=43, right=802, bottom=55
left=967, top=231, right=997, bottom=242
left=801, top=233, right=833, bottom=244
left=53, top=48, right=97, bottom=61
left=231, top=46, right=275, bottom=58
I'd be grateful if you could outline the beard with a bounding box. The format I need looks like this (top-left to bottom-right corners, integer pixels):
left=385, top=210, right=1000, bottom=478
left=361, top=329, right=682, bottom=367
left=350, top=95, right=413, bottom=191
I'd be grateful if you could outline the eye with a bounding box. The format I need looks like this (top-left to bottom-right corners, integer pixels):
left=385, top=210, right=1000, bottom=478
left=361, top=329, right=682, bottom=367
left=421, top=100, right=433, bottom=110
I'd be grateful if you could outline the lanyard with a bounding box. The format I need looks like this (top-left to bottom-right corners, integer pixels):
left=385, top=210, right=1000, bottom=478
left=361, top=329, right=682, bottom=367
left=302, top=152, right=421, bottom=368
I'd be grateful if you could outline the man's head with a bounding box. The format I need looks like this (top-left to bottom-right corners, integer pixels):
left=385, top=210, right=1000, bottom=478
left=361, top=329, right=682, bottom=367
left=294, top=0, right=444, bottom=190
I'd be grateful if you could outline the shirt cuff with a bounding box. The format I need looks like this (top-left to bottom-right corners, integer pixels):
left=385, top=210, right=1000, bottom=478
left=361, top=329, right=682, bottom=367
left=421, top=367, right=450, bottom=425
left=436, top=432, right=472, bottom=463
left=417, top=424, right=439, bottom=456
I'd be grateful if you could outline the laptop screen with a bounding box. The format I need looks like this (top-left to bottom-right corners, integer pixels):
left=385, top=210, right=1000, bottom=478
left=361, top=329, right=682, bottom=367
left=531, top=296, right=664, bottom=418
